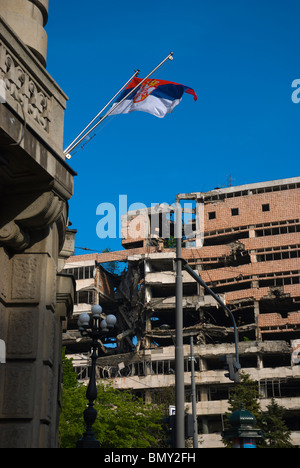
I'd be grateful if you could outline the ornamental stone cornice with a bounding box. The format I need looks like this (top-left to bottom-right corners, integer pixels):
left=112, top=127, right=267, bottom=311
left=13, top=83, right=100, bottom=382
left=0, top=16, right=68, bottom=154
left=0, top=16, right=76, bottom=253
left=0, top=102, right=76, bottom=200
left=0, top=191, right=68, bottom=251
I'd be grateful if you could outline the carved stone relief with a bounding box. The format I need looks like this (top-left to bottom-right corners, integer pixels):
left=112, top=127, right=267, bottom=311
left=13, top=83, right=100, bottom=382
left=11, top=256, right=39, bottom=301
left=0, top=43, right=51, bottom=133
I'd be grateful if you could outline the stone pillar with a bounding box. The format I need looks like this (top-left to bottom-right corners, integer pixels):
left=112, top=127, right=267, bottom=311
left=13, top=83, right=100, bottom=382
left=254, top=300, right=261, bottom=341
left=0, top=13, right=76, bottom=448
left=0, top=0, right=49, bottom=66
left=0, top=220, right=74, bottom=448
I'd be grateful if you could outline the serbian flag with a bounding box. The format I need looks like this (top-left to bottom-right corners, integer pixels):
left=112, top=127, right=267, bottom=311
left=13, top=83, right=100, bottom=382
left=110, top=77, right=197, bottom=118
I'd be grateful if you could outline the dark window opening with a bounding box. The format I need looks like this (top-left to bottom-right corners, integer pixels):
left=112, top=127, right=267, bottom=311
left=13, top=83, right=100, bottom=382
left=231, top=208, right=239, bottom=216
left=262, top=203, right=270, bottom=212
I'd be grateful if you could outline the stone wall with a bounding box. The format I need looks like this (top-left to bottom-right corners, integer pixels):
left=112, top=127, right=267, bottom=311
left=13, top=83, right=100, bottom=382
left=0, top=13, right=76, bottom=448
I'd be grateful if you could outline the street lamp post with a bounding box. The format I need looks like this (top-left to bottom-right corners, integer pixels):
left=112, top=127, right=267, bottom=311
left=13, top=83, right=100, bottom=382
left=189, top=336, right=198, bottom=448
left=76, top=305, right=117, bottom=449
left=175, top=202, right=185, bottom=448
left=173, top=207, right=241, bottom=447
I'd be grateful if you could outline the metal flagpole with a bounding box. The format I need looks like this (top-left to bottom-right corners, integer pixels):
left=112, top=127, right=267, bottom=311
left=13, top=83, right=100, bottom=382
left=65, top=52, right=174, bottom=158
left=64, top=69, right=140, bottom=155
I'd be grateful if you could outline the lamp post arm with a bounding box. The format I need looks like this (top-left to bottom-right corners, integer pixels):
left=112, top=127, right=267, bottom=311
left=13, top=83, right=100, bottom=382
left=179, top=259, right=240, bottom=370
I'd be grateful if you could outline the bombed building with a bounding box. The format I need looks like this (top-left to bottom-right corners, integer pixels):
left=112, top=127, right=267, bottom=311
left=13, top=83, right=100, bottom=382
left=63, top=177, right=300, bottom=448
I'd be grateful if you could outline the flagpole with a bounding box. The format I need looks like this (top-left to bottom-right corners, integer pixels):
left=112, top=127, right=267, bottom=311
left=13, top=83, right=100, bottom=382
left=65, top=52, right=174, bottom=158
left=64, top=69, right=140, bottom=155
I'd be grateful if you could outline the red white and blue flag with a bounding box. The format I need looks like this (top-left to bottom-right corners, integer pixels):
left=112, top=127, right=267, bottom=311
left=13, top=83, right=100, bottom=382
left=110, top=77, right=197, bottom=118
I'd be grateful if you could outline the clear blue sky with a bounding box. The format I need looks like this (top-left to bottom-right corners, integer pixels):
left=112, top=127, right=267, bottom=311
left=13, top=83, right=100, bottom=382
left=45, top=0, right=300, bottom=254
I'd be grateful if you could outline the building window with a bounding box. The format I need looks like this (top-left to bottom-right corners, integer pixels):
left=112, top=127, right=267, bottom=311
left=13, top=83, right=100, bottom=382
left=74, top=290, right=94, bottom=305
left=262, top=203, right=270, bottom=212
left=65, top=265, right=95, bottom=280
left=208, top=211, right=216, bottom=220
left=231, top=208, right=239, bottom=216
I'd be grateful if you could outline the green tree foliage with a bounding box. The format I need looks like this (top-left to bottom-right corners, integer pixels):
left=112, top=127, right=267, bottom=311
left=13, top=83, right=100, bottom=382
left=226, top=372, right=261, bottom=421
left=59, top=351, right=166, bottom=448
left=61, top=348, right=78, bottom=388
left=59, top=350, right=88, bottom=448
left=259, top=398, right=293, bottom=449
left=92, top=384, right=165, bottom=448
left=223, top=372, right=293, bottom=448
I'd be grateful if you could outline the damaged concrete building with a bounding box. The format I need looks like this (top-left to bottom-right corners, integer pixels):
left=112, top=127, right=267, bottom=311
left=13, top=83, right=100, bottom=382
left=63, top=177, right=300, bottom=448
